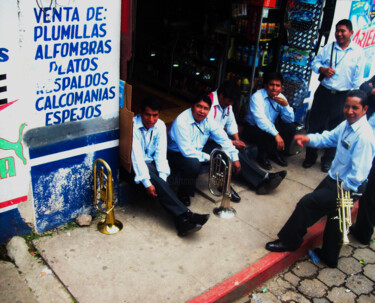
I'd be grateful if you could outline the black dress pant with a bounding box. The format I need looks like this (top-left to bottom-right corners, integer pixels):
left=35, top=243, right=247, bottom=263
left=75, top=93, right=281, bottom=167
left=278, top=176, right=364, bottom=264
left=129, top=162, right=188, bottom=217
left=202, top=140, right=267, bottom=188
left=167, top=151, right=203, bottom=197
left=242, top=120, right=296, bottom=158
left=305, top=85, right=347, bottom=164
left=353, top=157, right=375, bottom=243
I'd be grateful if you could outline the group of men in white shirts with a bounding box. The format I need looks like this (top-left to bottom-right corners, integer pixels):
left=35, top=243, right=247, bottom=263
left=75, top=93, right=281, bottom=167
left=129, top=19, right=375, bottom=268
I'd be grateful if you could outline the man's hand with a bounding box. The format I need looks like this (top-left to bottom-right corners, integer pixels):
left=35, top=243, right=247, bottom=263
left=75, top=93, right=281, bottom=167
left=294, top=134, right=310, bottom=147
left=146, top=185, right=157, bottom=197
left=232, top=140, right=246, bottom=152
left=232, top=160, right=241, bottom=175
left=275, top=134, right=285, bottom=151
left=368, top=83, right=375, bottom=95
left=272, top=96, right=288, bottom=107
left=320, top=67, right=336, bottom=78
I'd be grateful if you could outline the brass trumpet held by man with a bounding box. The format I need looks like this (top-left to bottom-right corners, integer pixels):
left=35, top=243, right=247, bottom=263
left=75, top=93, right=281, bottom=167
left=336, top=173, right=353, bottom=244
left=94, top=158, right=123, bottom=234
left=208, top=148, right=236, bottom=218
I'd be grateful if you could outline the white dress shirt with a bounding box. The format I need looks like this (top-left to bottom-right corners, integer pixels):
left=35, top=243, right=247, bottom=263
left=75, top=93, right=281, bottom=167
left=131, top=115, right=170, bottom=188
left=312, top=41, right=364, bottom=91
left=244, top=88, right=294, bottom=137
left=168, top=108, right=239, bottom=162
left=307, top=115, right=375, bottom=191
left=207, top=91, right=238, bottom=136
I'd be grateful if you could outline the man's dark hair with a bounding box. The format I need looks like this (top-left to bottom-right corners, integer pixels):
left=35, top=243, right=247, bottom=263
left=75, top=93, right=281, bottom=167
left=217, top=80, right=241, bottom=105
left=263, top=72, right=284, bottom=85
left=336, top=19, right=353, bottom=32
left=346, top=89, right=368, bottom=107
left=192, top=94, right=212, bottom=108
left=140, top=96, right=162, bottom=112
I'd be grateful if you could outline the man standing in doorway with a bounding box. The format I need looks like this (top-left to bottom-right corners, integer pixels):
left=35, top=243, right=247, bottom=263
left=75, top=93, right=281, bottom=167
left=303, top=19, right=365, bottom=172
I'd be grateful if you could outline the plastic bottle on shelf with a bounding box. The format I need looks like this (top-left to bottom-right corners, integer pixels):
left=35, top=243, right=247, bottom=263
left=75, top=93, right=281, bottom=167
left=228, top=38, right=235, bottom=60
left=261, top=43, right=269, bottom=67
left=242, top=46, right=249, bottom=65
left=255, top=45, right=261, bottom=67
left=235, top=45, right=242, bottom=63
left=248, top=45, right=255, bottom=67
left=268, top=47, right=274, bottom=65
left=241, top=77, right=249, bottom=94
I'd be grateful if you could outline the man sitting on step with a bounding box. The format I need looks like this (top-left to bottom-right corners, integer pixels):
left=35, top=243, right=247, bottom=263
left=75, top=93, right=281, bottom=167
left=243, top=72, right=296, bottom=171
left=205, top=80, right=286, bottom=195
left=131, top=96, right=209, bottom=237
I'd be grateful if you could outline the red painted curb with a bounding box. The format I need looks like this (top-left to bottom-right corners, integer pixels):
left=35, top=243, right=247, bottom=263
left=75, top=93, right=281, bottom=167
left=188, top=203, right=359, bottom=303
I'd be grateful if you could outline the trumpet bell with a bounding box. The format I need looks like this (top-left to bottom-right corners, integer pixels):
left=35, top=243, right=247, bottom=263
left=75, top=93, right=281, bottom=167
left=98, top=219, right=123, bottom=235
left=209, top=148, right=236, bottom=218
left=213, top=206, right=236, bottom=219
left=94, top=158, right=123, bottom=234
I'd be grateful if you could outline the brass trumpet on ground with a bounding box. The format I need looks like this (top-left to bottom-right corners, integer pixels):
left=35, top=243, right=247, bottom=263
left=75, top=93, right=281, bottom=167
left=94, top=158, right=123, bottom=234
left=208, top=148, right=236, bottom=218
left=336, top=173, right=353, bottom=244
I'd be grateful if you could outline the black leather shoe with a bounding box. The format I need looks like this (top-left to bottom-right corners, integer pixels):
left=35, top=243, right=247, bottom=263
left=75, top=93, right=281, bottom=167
left=256, top=155, right=272, bottom=170
left=349, top=225, right=369, bottom=245
left=188, top=212, right=210, bottom=226
left=230, top=186, right=241, bottom=202
left=175, top=215, right=202, bottom=237
left=265, top=240, right=298, bottom=252
left=276, top=170, right=287, bottom=180
left=321, top=162, right=331, bottom=173
left=256, top=173, right=286, bottom=195
left=314, top=248, right=337, bottom=268
left=178, top=195, right=191, bottom=206
left=269, top=153, right=287, bottom=167
left=302, top=159, right=315, bottom=168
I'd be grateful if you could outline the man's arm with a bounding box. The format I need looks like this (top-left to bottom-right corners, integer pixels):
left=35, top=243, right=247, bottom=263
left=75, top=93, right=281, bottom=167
left=344, top=136, right=375, bottom=191
left=210, top=121, right=240, bottom=174
left=250, top=94, right=279, bottom=136
left=360, top=76, right=375, bottom=96
left=153, top=123, right=170, bottom=181
left=131, top=130, right=156, bottom=197
left=231, top=133, right=246, bottom=151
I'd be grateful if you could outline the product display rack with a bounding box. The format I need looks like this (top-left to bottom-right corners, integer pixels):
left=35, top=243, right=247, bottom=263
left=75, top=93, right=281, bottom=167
left=279, top=0, right=324, bottom=108
left=222, top=1, right=286, bottom=121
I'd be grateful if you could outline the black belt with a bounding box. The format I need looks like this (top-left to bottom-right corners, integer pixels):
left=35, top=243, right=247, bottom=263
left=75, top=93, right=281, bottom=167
left=320, top=85, right=349, bottom=95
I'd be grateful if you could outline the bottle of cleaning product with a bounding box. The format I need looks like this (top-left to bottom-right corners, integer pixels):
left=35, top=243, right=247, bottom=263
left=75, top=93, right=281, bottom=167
left=255, top=45, right=261, bottom=67
left=248, top=45, right=255, bottom=67
left=261, top=43, right=269, bottom=67
left=235, top=45, right=242, bottom=63
left=242, top=46, right=249, bottom=65
left=228, top=38, right=235, bottom=60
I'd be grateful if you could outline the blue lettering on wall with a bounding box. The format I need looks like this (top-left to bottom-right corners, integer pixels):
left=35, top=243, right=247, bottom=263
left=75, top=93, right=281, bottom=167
left=35, top=40, right=111, bottom=60
left=45, top=104, right=102, bottom=126
left=0, top=48, right=9, bottom=62
left=86, top=7, right=105, bottom=21
left=34, top=7, right=79, bottom=24
left=33, top=4, right=115, bottom=126
left=34, top=23, right=107, bottom=42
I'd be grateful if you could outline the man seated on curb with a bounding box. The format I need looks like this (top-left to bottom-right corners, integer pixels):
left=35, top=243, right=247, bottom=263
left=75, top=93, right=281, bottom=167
left=168, top=94, right=241, bottom=206
left=242, top=72, right=296, bottom=170
left=206, top=80, right=286, bottom=195
left=131, top=96, right=209, bottom=237
left=265, top=90, right=375, bottom=268
left=350, top=113, right=375, bottom=245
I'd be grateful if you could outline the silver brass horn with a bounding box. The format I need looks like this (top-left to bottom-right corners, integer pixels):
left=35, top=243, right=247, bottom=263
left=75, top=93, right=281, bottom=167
left=209, top=148, right=236, bottom=218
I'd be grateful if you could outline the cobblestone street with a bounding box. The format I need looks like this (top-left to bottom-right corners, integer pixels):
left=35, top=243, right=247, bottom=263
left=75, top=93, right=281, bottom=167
left=237, top=235, right=375, bottom=303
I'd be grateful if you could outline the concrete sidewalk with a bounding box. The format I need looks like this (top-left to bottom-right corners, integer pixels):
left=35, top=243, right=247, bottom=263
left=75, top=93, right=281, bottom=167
left=3, top=152, right=329, bottom=303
